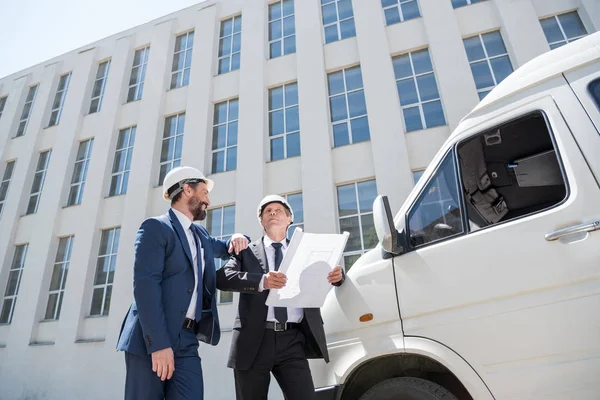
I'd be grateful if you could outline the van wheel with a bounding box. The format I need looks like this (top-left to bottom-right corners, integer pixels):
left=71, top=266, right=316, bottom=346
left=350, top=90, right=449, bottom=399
left=359, top=377, right=459, bottom=400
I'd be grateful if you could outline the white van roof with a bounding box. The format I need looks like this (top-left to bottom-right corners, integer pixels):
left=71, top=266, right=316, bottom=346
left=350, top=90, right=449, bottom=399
left=459, top=31, right=600, bottom=124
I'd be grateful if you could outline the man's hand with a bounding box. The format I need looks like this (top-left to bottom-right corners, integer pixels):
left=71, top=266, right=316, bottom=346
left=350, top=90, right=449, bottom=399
left=229, top=234, right=249, bottom=255
left=264, top=271, right=287, bottom=289
left=151, top=347, right=175, bottom=381
left=328, top=265, right=343, bottom=284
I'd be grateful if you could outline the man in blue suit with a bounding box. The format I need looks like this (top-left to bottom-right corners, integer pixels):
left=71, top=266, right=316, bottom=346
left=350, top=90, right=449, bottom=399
left=117, top=166, right=249, bottom=400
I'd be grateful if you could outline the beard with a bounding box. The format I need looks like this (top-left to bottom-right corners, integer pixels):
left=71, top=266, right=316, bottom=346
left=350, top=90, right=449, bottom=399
left=189, top=197, right=208, bottom=221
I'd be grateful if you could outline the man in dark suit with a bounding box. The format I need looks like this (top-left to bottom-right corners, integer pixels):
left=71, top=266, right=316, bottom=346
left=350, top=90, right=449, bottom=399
left=117, top=166, right=249, bottom=400
left=217, top=195, right=344, bottom=400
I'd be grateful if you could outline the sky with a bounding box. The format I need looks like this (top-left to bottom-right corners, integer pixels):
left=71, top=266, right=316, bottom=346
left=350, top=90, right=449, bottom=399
left=0, top=0, right=208, bottom=78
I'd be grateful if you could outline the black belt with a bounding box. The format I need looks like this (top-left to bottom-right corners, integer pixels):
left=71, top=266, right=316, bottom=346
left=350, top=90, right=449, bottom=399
left=183, top=318, right=197, bottom=330
left=265, top=321, right=300, bottom=332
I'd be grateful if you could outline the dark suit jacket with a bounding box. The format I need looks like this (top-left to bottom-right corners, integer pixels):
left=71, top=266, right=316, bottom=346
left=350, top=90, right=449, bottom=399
left=117, top=209, right=232, bottom=357
left=216, top=237, right=344, bottom=370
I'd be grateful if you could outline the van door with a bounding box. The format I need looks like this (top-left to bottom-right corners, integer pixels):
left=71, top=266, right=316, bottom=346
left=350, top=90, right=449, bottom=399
left=393, top=95, right=600, bottom=400
left=563, top=59, right=600, bottom=179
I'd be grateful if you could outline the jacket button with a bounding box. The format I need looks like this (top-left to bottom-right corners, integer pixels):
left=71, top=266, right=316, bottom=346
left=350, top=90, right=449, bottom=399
left=187, top=289, right=193, bottom=294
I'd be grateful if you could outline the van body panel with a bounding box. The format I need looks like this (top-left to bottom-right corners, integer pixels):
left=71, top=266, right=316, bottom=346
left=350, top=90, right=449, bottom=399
left=394, top=93, right=600, bottom=398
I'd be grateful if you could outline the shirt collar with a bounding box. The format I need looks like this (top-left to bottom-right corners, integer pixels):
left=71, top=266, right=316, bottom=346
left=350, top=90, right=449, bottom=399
left=263, top=235, right=287, bottom=250
left=172, top=208, right=193, bottom=231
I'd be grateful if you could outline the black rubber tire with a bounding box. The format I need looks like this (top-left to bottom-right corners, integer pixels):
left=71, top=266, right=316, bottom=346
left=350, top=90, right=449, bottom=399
left=359, top=377, right=459, bottom=400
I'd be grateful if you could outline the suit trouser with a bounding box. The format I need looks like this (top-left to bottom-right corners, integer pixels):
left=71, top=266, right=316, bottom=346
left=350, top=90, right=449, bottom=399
left=124, top=327, right=203, bottom=400
left=234, top=328, right=316, bottom=400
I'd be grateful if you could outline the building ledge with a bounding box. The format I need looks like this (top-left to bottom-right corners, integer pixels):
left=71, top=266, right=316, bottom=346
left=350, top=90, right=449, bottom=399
left=75, top=338, right=105, bottom=344
left=29, top=341, right=55, bottom=346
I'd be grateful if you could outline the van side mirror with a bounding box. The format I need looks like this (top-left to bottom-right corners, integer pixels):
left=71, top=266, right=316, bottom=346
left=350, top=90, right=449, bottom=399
left=373, top=195, right=406, bottom=255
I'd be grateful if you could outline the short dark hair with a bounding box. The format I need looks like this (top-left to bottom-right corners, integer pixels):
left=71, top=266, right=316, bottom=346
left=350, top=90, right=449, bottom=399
left=170, top=181, right=200, bottom=205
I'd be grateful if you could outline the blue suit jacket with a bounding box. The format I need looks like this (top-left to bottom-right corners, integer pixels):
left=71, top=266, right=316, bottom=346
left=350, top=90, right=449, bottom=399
left=117, top=209, right=231, bottom=357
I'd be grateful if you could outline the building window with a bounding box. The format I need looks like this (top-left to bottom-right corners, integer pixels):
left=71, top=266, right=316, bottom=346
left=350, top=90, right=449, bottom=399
left=67, top=139, right=94, bottom=207
left=413, top=170, right=425, bottom=184
left=127, top=47, right=150, bottom=102
left=328, top=66, right=370, bottom=147
left=322, top=0, right=356, bottom=44
left=464, top=31, right=513, bottom=100
left=44, top=236, right=74, bottom=321
left=90, top=228, right=120, bottom=316
left=109, top=127, right=136, bottom=196
left=269, top=83, right=300, bottom=161
left=451, top=0, right=486, bottom=8
left=337, top=180, right=378, bottom=270
left=89, top=60, right=110, bottom=114
left=0, top=160, right=16, bottom=218
left=212, top=99, right=238, bottom=173
left=159, top=113, right=185, bottom=185
left=0, top=244, right=28, bottom=324
left=540, top=12, right=587, bottom=50
left=381, top=0, right=421, bottom=26
left=285, top=192, right=304, bottom=239
left=205, top=205, right=235, bottom=304
left=48, top=73, right=71, bottom=127
left=26, top=150, right=52, bottom=215
left=171, top=31, right=194, bottom=89
left=269, top=0, right=296, bottom=59
left=16, top=85, right=39, bottom=137
left=393, top=49, right=446, bottom=132
left=218, top=16, right=242, bottom=74
left=0, top=96, right=7, bottom=120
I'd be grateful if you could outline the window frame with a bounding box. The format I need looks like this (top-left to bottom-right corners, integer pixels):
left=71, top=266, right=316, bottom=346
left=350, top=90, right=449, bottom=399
left=89, top=227, right=120, bottom=317
left=451, top=0, right=486, bottom=9
left=403, top=110, right=570, bottom=252
left=127, top=46, right=150, bottom=102
left=321, top=0, right=356, bottom=44
left=217, top=16, right=242, bottom=75
left=170, top=31, right=195, bottom=89
left=44, top=236, right=74, bottom=321
left=269, top=82, right=300, bottom=161
left=211, top=99, right=238, bottom=174
left=0, top=160, right=16, bottom=219
left=540, top=11, right=588, bottom=50
left=463, top=31, right=514, bottom=100
left=89, top=60, right=111, bottom=114
left=109, top=126, right=136, bottom=197
left=0, top=96, right=7, bottom=120
left=268, top=0, right=296, bottom=59
left=393, top=48, right=447, bottom=132
left=381, top=0, right=421, bottom=26
left=0, top=244, right=28, bottom=324
left=66, top=138, right=94, bottom=207
left=16, top=85, right=39, bottom=137
left=48, top=73, right=72, bottom=127
left=26, top=150, right=52, bottom=215
left=159, top=112, right=185, bottom=185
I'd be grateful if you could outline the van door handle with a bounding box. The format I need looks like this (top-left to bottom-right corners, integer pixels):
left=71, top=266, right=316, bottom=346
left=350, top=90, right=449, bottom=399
left=545, top=221, right=600, bottom=241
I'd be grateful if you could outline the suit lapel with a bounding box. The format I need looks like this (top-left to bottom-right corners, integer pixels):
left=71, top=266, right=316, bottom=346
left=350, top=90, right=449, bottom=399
left=251, top=238, right=268, bottom=272
left=168, top=209, right=194, bottom=268
left=194, top=225, right=213, bottom=290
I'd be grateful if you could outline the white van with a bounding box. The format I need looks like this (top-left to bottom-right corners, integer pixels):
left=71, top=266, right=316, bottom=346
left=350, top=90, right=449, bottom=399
left=314, top=32, right=600, bottom=400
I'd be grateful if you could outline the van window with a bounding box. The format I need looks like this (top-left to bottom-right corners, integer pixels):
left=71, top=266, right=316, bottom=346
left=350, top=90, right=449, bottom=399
left=589, top=78, right=600, bottom=111
left=408, top=152, right=464, bottom=247
left=457, top=111, right=566, bottom=231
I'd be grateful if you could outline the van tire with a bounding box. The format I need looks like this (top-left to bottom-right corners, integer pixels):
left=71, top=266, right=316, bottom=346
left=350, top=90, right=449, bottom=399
left=359, top=377, right=459, bottom=400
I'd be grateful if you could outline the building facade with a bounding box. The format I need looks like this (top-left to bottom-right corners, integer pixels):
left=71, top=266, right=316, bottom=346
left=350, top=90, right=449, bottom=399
left=0, top=0, right=597, bottom=398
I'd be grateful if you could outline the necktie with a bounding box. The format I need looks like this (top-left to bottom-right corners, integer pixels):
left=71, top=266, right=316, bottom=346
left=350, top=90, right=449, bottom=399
left=191, top=225, right=204, bottom=321
left=271, top=242, right=288, bottom=325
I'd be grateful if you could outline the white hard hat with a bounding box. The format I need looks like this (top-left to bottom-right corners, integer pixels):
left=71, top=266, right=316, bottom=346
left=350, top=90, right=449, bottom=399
left=162, top=166, right=214, bottom=201
left=257, top=195, right=294, bottom=224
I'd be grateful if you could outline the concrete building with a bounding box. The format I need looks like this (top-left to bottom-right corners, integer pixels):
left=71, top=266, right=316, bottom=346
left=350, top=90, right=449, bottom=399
left=0, top=0, right=597, bottom=398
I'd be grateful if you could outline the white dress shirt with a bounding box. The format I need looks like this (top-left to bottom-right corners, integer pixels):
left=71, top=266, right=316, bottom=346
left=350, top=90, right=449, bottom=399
left=260, top=235, right=303, bottom=323
left=172, top=208, right=204, bottom=320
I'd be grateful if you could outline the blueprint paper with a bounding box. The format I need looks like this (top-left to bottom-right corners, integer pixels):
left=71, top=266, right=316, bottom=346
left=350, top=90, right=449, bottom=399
left=266, top=228, right=349, bottom=308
